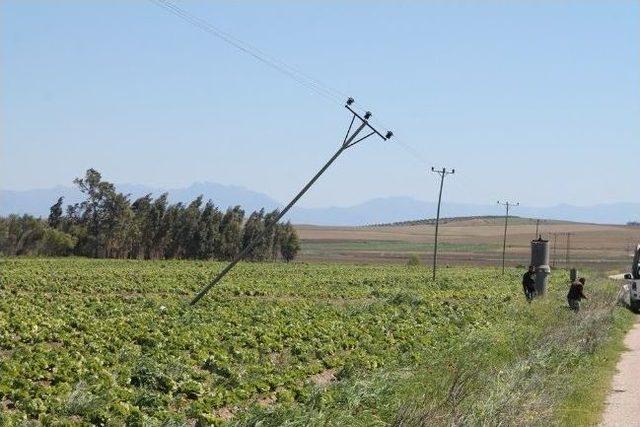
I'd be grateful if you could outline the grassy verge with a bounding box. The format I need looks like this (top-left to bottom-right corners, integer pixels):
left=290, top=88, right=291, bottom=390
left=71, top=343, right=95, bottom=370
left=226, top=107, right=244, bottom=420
left=555, top=293, right=634, bottom=425
left=235, top=273, right=635, bottom=426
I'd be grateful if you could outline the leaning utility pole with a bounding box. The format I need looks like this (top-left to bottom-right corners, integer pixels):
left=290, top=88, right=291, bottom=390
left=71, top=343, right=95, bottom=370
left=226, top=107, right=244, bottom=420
left=497, top=200, right=519, bottom=274
left=430, top=167, right=455, bottom=281
left=190, top=98, right=393, bottom=305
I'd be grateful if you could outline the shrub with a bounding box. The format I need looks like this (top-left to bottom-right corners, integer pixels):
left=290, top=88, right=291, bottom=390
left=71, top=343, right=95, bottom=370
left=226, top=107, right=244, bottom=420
left=406, top=254, right=421, bottom=267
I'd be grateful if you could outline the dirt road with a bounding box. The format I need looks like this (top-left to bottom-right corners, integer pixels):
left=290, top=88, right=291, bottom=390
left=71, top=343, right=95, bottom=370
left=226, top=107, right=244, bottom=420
left=601, top=318, right=640, bottom=426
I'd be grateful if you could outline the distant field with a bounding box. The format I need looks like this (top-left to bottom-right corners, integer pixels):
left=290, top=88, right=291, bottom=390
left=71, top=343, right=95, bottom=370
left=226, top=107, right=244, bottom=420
left=302, top=240, right=498, bottom=255
left=296, top=217, right=640, bottom=271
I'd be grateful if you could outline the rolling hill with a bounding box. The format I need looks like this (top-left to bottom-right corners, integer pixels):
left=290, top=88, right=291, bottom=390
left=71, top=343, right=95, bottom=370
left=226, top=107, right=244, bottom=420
left=1, top=184, right=639, bottom=226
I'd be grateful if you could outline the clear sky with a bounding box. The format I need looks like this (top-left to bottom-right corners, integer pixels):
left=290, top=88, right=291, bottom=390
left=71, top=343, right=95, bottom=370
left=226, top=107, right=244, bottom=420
left=2, top=1, right=638, bottom=208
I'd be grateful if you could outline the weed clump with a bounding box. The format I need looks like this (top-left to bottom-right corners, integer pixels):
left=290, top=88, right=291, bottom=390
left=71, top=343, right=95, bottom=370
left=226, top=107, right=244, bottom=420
left=406, top=254, right=421, bottom=267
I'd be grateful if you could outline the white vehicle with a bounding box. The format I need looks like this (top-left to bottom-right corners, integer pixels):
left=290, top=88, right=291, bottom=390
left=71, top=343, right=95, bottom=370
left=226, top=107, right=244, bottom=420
left=613, top=245, right=640, bottom=311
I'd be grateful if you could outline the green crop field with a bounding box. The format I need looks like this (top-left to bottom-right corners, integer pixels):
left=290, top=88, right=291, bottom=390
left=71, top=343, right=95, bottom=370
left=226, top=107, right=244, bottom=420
left=0, top=259, right=634, bottom=426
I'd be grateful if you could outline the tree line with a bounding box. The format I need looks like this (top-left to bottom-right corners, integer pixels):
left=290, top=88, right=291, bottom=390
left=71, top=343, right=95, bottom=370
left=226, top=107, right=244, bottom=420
left=0, top=169, right=300, bottom=261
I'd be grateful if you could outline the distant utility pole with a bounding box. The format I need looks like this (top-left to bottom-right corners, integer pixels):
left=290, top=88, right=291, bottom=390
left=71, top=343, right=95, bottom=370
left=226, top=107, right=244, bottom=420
left=190, top=98, right=393, bottom=305
left=498, top=201, right=519, bottom=274
left=430, top=167, right=455, bottom=281
left=566, top=232, right=572, bottom=266
left=552, top=232, right=558, bottom=268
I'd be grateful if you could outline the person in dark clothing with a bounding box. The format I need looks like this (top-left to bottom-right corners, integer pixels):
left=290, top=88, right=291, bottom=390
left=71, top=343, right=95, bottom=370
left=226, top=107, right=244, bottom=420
left=522, top=265, right=536, bottom=302
left=567, top=277, right=587, bottom=311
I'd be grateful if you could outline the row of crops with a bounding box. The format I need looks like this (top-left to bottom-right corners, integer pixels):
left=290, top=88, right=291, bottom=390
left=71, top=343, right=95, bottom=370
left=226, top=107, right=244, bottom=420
left=0, top=258, right=580, bottom=424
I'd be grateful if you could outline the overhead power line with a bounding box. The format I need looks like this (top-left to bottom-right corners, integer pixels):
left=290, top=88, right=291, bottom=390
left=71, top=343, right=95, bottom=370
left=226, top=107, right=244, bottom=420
left=149, top=0, right=345, bottom=104
left=148, top=0, right=430, bottom=168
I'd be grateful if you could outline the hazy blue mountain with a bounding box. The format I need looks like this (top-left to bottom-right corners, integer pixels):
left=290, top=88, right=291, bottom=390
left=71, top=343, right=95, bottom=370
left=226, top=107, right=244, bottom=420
left=0, top=186, right=85, bottom=218
left=290, top=197, right=493, bottom=225
left=0, top=182, right=279, bottom=218
left=162, top=182, right=279, bottom=212
left=1, top=184, right=638, bottom=225
left=512, top=203, right=640, bottom=225
left=291, top=198, right=640, bottom=226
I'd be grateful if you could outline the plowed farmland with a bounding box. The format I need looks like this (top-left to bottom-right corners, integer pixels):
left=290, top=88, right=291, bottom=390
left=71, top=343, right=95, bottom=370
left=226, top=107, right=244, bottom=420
left=296, top=218, right=640, bottom=269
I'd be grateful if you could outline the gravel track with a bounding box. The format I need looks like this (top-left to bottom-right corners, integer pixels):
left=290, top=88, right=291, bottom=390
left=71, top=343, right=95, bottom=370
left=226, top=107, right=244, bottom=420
left=601, top=318, right=640, bottom=426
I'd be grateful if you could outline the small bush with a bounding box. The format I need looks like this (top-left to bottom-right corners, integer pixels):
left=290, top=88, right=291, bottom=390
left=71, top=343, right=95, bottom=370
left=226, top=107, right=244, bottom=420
left=406, top=255, right=421, bottom=267
left=65, top=382, right=106, bottom=419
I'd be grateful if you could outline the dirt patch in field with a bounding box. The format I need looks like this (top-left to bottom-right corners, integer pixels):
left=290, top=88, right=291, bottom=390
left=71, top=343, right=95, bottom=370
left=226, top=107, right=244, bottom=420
left=310, top=368, right=336, bottom=386
left=256, top=394, right=276, bottom=407
left=214, top=407, right=235, bottom=421
left=1, top=398, right=15, bottom=411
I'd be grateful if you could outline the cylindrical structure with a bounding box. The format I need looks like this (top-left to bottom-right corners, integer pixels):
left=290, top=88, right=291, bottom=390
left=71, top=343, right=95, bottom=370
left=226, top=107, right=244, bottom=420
left=570, top=268, right=577, bottom=282
left=535, top=266, right=551, bottom=295
left=531, top=239, right=550, bottom=267
left=531, top=238, right=551, bottom=295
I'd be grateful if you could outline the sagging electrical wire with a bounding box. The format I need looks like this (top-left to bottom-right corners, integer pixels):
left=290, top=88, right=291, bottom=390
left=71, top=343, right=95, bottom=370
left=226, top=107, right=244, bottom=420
left=149, top=0, right=343, bottom=105
left=148, top=0, right=430, bottom=169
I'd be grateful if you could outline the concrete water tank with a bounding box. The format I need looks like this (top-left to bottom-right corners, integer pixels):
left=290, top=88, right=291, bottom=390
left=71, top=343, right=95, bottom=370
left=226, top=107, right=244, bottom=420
left=531, top=238, right=551, bottom=295
left=531, top=238, right=550, bottom=267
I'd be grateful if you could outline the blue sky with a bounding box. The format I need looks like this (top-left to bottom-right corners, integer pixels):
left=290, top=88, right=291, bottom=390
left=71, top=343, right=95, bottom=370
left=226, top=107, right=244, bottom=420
left=2, top=1, right=638, bottom=208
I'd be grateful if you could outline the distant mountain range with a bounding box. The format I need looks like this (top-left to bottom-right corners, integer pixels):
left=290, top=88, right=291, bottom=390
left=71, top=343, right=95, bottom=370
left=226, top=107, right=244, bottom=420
left=294, top=197, right=640, bottom=226
left=1, top=182, right=638, bottom=226
left=0, top=182, right=279, bottom=219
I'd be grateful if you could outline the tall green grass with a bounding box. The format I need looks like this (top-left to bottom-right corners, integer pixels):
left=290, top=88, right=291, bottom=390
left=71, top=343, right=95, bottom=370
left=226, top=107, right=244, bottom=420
left=235, top=273, right=634, bottom=426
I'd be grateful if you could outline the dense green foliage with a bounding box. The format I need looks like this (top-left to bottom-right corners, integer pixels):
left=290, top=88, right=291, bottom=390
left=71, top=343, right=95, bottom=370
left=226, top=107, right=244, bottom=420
left=0, top=170, right=299, bottom=262
left=0, top=259, right=632, bottom=425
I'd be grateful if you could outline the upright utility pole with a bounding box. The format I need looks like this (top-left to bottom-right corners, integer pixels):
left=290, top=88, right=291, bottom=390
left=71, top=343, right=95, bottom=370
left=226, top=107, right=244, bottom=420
left=552, top=232, right=558, bottom=268
left=430, top=167, right=455, bottom=281
left=190, top=98, right=392, bottom=305
left=535, top=219, right=540, bottom=238
left=498, top=201, right=519, bottom=274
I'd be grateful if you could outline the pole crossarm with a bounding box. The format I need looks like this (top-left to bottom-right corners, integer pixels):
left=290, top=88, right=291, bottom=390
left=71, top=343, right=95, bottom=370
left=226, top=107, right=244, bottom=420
left=342, top=99, right=392, bottom=149
left=431, top=167, right=455, bottom=178
left=190, top=98, right=392, bottom=306
left=497, top=201, right=519, bottom=207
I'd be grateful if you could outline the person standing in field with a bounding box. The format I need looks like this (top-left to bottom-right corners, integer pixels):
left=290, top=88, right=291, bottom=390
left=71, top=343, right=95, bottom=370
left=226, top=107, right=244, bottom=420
left=567, top=277, right=587, bottom=311
left=522, top=265, right=536, bottom=302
